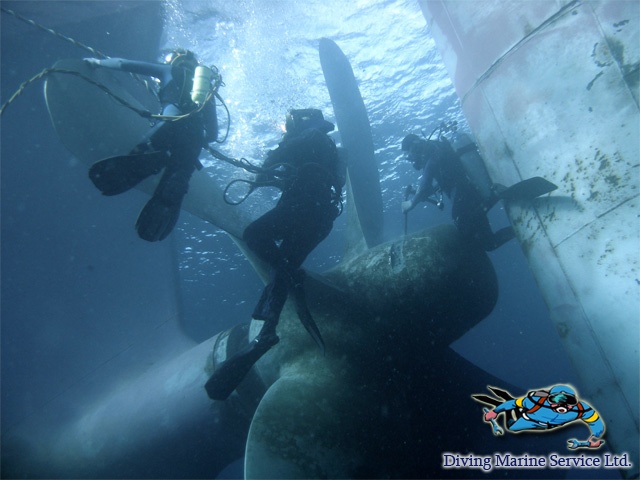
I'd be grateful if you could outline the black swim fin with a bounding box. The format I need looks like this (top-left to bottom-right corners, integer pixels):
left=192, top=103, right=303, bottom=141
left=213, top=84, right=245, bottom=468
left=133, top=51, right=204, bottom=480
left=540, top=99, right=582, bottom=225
left=488, top=385, right=515, bottom=402
left=205, top=331, right=279, bottom=401
left=471, top=394, right=503, bottom=407
left=495, top=176, right=558, bottom=202
left=254, top=269, right=325, bottom=353
left=292, top=283, right=325, bottom=355
left=135, top=163, right=195, bottom=242
left=89, top=150, right=170, bottom=196
left=136, top=196, right=181, bottom=242
left=472, top=385, right=515, bottom=407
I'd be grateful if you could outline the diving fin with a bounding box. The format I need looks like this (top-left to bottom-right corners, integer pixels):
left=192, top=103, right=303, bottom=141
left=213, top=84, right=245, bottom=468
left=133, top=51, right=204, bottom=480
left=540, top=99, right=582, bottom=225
left=290, top=278, right=326, bottom=355
left=471, top=394, right=503, bottom=407
left=135, top=163, right=195, bottom=242
left=136, top=196, right=181, bottom=242
left=488, top=385, right=515, bottom=402
left=205, top=331, right=279, bottom=401
left=253, top=270, right=325, bottom=353
left=495, top=176, right=558, bottom=202
left=89, top=150, right=170, bottom=196
left=471, top=385, right=515, bottom=407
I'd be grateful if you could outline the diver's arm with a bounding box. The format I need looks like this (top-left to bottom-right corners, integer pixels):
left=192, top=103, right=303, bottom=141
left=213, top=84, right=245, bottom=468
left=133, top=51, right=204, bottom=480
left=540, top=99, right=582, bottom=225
left=85, top=57, right=170, bottom=81
left=262, top=147, right=285, bottom=171
left=403, top=162, right=437, bottom=212
left=252, top=148, right=286, bottom=189
left=492, top=399, right=518, bottom=414
left=565, top=403, right=605, bottom=449
left=581, top=403, right=605, bottom=438
left=484, top=399, right=518, bottom=421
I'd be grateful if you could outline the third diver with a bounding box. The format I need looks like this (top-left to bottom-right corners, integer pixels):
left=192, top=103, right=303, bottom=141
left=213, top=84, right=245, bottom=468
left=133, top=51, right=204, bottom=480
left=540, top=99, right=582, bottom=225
left=400, top=132, right=556, bottom=251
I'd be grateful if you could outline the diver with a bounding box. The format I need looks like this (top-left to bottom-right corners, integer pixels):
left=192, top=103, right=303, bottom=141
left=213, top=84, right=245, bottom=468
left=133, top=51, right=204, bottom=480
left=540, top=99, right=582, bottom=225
left=205, top=109, right=345, bottom=401
left=475, top=385, right=605, bottom=449
left=83, top=49, right=219, bottom=242
left=400, top=133, right=556, bottom=251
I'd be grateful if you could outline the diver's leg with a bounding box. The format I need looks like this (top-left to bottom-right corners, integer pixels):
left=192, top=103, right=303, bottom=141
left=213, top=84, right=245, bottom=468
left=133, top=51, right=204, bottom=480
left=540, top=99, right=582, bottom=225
left=452, top=185, right=512, bottom=251
left=206, top=268, right=285, bottom=401
left=204, top=320, right=280, bottom=401
left=206, top=238, right=288, bottom=401
left=88, top=119, right=171, bottom=196
left=89, top=104, right=196, bottom=198
left=244, top=204, right=298, bottom=335
left=507, top=417, right=543, bottom=432
left=460, top=211, right=503, bottom=251
left=279, top=203, right=335, bottom=270
left=88, top=150, right=170, bottom=196
left=252, top=272, right=289, bottom=322
left=487, top=226, right=516, bottom=252
left=243, top=205, right=289, bottom=270
left=277, top=205, right=335, bottom=353
left=451, top=187, right=481, bottom=244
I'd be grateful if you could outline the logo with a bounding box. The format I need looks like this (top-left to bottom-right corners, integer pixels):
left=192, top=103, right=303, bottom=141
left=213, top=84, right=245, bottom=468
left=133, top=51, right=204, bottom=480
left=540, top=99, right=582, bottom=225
left=471, top=384, right=604, bottom=449
left=439, top=384, right=634, bottom=474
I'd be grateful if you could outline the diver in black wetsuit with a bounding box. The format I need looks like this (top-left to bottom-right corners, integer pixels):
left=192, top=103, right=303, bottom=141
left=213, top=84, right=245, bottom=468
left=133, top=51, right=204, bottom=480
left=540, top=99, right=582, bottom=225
left=84, top=49, right=219, bottom=242
left=401, top=133, right=516, bottom=252
left=205, top=109, right=344, bottom=401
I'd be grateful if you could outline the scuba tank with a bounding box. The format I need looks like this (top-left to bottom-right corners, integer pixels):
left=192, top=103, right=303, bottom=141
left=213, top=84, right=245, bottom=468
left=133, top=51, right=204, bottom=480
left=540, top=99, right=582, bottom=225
left=191, top=65, right=214, bottom=105
left=191, top=65, right=219, bottom=143
left=447, top=131, right=495, bottom=205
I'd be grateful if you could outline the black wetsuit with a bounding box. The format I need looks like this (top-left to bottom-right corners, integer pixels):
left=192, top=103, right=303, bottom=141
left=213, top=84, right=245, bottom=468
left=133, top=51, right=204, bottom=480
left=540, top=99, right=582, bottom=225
left=87, top=57, right=218, bottom=241
left=409, top=139, right=513, bottom=251
left=244, top=127, right=342, bottom=327
left=204, top=126, right=342, bottom=401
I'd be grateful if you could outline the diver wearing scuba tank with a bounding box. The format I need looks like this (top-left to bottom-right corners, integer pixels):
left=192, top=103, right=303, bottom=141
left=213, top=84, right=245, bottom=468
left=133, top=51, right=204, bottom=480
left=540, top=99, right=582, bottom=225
left=401, top=131, right=513, bottom=251
left=84, top=49, right=219, bottom=241
left=205, top=108, right=343, bottom=401
left=400, top=131, right=557, bottom=251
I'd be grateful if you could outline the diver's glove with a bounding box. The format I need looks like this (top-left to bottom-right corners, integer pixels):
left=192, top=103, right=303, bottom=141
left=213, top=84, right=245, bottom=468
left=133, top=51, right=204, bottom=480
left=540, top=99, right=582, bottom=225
left=402, top=184, right=416, bottom=213
left=83, top=58, right=101, bottom=67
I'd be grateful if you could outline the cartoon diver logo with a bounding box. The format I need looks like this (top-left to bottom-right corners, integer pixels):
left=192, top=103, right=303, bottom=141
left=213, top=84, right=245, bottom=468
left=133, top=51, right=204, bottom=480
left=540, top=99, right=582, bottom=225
left=472, top=384, right=605, bottom=450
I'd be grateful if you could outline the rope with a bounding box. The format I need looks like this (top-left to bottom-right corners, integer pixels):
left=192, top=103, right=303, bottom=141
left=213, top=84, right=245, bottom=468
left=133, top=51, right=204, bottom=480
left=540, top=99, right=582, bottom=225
left=214, top=92, right=231, bottom=143
left=205, top=145, right=302, bottom=205
left=0, top=67, right=155, bottom=117
left=205, top=146, right=256, bottom=172
left=0, top=66, right=221, bottom=122
left=1, top=7, right=110, bottom=59
left=222, top=179, right=259, bottom=205
left=1, top=7, right=162, bottom=99
left=1, top=7, right=235, bottom=135
left=2, top=6, right=303, bottom=200
left=213, top=147, right=344, bottom=214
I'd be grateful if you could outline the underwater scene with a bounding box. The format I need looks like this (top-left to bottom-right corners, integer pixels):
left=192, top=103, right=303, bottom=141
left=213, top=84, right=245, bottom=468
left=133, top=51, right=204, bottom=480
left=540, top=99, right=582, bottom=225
left=1, top=1, right=637, bottom=478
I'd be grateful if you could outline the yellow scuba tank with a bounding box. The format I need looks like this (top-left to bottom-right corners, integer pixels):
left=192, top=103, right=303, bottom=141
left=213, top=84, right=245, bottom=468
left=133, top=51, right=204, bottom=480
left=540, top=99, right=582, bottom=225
left=191, top=65, right=214, bottom=105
